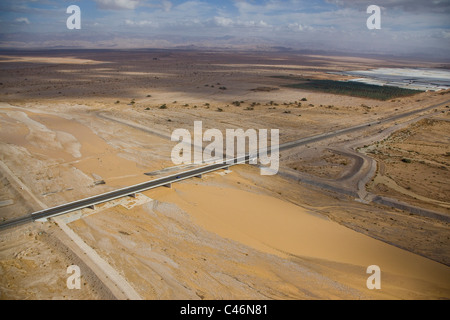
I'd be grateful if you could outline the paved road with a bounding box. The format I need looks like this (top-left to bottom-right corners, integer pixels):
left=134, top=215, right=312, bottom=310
left=1, top=100, right=448, bottom=230
left=0, top=156, right=249, bottom=230
left=278, top=100, right=449, bottom=151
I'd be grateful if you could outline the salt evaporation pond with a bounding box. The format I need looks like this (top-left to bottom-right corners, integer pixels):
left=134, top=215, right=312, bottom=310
left=335, top=68, right=450, bottom=91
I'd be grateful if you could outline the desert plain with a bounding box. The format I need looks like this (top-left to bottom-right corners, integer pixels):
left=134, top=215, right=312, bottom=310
left=0, top=49, right=449, bottom=300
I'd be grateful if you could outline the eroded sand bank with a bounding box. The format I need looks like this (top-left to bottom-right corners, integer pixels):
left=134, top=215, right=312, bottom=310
left=156, top=177, right=450, bottom=298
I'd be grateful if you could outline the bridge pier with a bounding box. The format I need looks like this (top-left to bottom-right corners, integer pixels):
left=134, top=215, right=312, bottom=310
left=164, top=183, right=172, bottom=189
left=129, top=193, right=137, bottom=198
left=88, top=205, right=95, bottom=210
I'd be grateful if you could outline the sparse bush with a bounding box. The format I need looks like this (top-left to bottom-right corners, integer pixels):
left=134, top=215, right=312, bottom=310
left=401, top=158, right=412, bottom=163
left=159, top=104, right=167, bottom=109
left=217, top=108, right=223, bottom=112
left=301, top=98, right=307, bottom=101
left=232, top=101, right=241, bottom=107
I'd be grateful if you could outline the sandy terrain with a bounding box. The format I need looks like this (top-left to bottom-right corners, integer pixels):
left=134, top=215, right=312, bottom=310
left=0, top=222, right=107, bottom=300
left=365, top=117, right=450, bottom=214
left=0, top=50, right=449, bottom=300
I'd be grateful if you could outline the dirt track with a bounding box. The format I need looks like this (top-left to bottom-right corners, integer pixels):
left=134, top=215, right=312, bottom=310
left=1, top=50, right=449, bottom=299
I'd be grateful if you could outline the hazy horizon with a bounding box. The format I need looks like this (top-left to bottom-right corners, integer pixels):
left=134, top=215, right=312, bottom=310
left=1, top=0, right=449, bottom=60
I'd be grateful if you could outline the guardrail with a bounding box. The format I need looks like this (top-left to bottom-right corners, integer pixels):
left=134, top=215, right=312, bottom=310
left=29, top=155, right=249, bottom=222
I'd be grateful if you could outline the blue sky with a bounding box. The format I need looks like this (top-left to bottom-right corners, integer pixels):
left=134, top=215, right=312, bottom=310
left=0, top=0, right=449, bottom=58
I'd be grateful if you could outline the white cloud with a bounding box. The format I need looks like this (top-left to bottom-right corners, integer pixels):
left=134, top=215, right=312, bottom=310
left=442, top=30, right=450, bottom=39
left=95, top=0, right=141, bottom=10
left=240, top=20, right=270, bottom=28
left=214, top=16, right=234, bottom=27
left=162, top=0, right=172, bottom=12
left=288, top=22, right=313, bottom=32
left=213, top=16, right=271, bottom=28
left=326, top=0, right=450, bottom=13
left=125, top=19, right=155, bottom=26
left=15, top=17, right=30, bottom=24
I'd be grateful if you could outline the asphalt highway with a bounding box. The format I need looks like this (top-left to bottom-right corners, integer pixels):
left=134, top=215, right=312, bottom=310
left=0, top=99, right=448, bottom=230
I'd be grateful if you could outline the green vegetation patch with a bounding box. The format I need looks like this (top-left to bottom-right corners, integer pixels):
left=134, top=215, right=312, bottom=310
left=276, top=77, right=423, bottom=101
